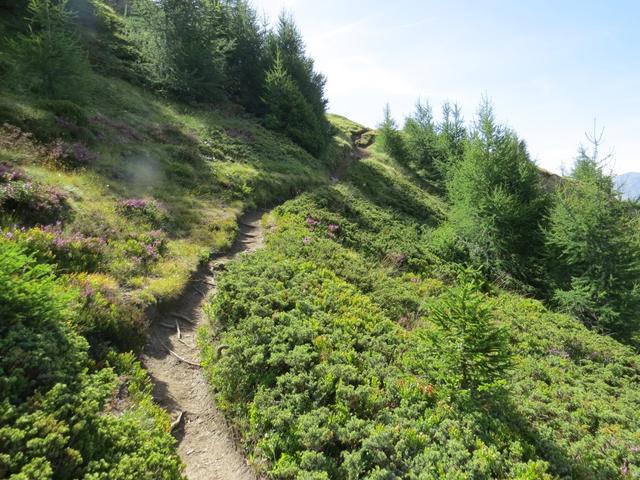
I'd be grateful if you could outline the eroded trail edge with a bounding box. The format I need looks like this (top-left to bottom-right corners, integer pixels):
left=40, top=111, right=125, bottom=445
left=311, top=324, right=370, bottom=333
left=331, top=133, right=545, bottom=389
left=142, top=211, right=265, bottom=480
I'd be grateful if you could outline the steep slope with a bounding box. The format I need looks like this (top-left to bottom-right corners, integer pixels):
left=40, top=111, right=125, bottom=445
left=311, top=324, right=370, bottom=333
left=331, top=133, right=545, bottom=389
left=0, top=71, right=332, bottom=477
left=201, top=118, right=640, bottom=479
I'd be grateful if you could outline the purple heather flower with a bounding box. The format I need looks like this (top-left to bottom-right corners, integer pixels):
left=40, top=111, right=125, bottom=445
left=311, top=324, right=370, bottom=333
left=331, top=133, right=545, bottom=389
left=145, top=244, right=158, bottom=258
left=82, top=281, right=94, bottom=298
left=5, top=231, right=13, bottom=239
left=53, top=237, right=67, bottom=248
left=72, top=143, right=98, bottom=165
left=305, top=215, right=320, bottom=231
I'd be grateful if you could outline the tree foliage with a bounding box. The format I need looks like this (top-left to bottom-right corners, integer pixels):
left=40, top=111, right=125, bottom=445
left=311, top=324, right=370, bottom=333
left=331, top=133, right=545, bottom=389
left=263, top=13, right=330, bottom=155
left=428, top=275, right=511, bottom=396
left=8, top=0, right=91, bottom=100
left=377, top=103, right=404, bottom=159
left=545, top=142, right=640, bottom=338
left=125, top=0, right=231, bottom=100
left=224, top=0, right=267, bottom=113
left=447, top=99, right=547, bottom=283
left=263, top=53, right=327, bottom=156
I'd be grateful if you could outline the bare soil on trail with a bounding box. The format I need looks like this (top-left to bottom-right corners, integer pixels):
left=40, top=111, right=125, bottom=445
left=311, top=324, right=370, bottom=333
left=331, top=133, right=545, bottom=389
left=331, top=130, right=371, bottom=182
left=142, top=211, right=265, bottom=480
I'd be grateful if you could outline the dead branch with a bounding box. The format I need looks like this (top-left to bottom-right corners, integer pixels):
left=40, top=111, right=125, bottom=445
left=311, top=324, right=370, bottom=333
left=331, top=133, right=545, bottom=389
left=175, top=319, right=181, bottom=339
left=170, top=411, right=184, bottom=431
left=163, top=342, right=200, bottom=367
left=178, top=338, right=194, bottom=348
left=216, top=344, right=229, bottom=358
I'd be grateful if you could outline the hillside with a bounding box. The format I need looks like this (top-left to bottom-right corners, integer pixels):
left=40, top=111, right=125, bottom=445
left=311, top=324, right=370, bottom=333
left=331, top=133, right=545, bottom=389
left=200, top=118, right=640, bottom=480
left=616, top=172, right=640, bottom=200
left=2, top=1, right=640, bottom=480
left=0, top=77, right=334, bottom=477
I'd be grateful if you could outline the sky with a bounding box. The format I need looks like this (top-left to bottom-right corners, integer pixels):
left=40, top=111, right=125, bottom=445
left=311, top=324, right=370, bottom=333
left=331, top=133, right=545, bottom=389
left=255, top=0, right=640, bottom=174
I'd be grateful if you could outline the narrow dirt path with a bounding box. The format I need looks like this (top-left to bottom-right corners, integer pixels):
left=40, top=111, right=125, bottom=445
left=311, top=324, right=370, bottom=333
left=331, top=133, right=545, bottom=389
left=142, top=211, right=265, bottom=480
left=331, top=129, right=371, bottom=181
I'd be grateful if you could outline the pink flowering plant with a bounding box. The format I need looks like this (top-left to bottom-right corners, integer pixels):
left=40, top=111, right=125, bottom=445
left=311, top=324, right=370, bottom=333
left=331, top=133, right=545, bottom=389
left=305, top=214, right=342, bottom=240
left=2, top=223, right=107, bottom=272
left=108, top=229, right=168, bottom=277
left=117, top=198, right=168, bottom=227
left=47, top=140, right=98, bottom=168
left=0, top=164, right=69, bottom=225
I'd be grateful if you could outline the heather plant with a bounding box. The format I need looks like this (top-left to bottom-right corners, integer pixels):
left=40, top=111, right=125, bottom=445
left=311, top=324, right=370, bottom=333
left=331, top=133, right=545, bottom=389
left=0, top=166, right=70, bottom=225
left=117, top=197, right=168, bottom=227
left=70, top=273, right=146, bottom=351
left=3, top=223, right=107, bottom=273
left=47, top=140, right=99, bottom=168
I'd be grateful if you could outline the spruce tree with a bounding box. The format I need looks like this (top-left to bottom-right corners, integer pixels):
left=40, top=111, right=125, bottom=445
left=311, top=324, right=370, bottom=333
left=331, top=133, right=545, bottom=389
left=263, top=53, right=325, bottom=156
left=378, top=103, right=404, bottom=160
left=545, top=140, right=640, bottom=337
left=447, top=99, right=547, bottom=284
left=8, top=0, right=90, bottom=100
left=264, top=13, right=329, bottom=152
left=403, top=100, right=439, bottom=181
left=125, top=0, right=231, bottom=101
left=224, top=0, right=267, bottom=113
left=437, top=101, right=466, bottom=179
left=429, top=276, right=511, bottom=396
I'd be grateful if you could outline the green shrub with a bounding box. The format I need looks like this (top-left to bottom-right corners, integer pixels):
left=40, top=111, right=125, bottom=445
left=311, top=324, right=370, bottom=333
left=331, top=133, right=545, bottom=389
left=0, top=239, right=87, bottom=403
left=0, top=238, right=183, bottom=478
left=36, top=99, right=87, bottom=124
left=203, top=197, right=640, bottom=479
left=0, top=165, right=70, bottom=225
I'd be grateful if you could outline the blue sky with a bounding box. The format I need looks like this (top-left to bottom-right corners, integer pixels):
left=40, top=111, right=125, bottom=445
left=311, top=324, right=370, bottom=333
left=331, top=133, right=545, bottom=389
left=256, top=0, right=640, bottom=174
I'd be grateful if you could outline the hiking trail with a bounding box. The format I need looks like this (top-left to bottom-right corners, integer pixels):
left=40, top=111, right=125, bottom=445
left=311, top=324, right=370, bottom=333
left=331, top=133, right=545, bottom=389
left=142, top=211, right=265, bottom=480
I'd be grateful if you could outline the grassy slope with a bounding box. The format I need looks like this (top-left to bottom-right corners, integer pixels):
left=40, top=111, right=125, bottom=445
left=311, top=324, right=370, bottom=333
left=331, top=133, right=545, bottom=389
left=0, top=71, right=332, bottom=477
left=202, top=119, right=640, bottom=479
left=0, top=74, right=328, bottom=308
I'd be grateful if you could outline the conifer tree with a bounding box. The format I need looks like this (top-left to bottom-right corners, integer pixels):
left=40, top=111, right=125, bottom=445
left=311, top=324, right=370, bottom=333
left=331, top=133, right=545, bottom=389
left=378, top=103, right=404, bottom=159
left=447, top=99, right=547, bottom=283
left=263, top=53, right=325, bottom=156
left=224, top=0, right=267, bottom=113
left=125, top=0, right=232, bottom=100
left=429, top=276, right=511, bottom=395
left=545, top=135, right=640, bottom=337
left=9, top=0, right=90, bottom=100
left=264, top=13, right=329, bottom=152
left=437, top=101, right=466, bottom=178
left=403, top=100, right=439, bottom=181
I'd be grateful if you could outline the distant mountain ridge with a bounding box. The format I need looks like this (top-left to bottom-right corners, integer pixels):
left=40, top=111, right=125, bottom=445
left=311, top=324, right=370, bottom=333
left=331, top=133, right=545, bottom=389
left=615, top=172, right=640, bottom=199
